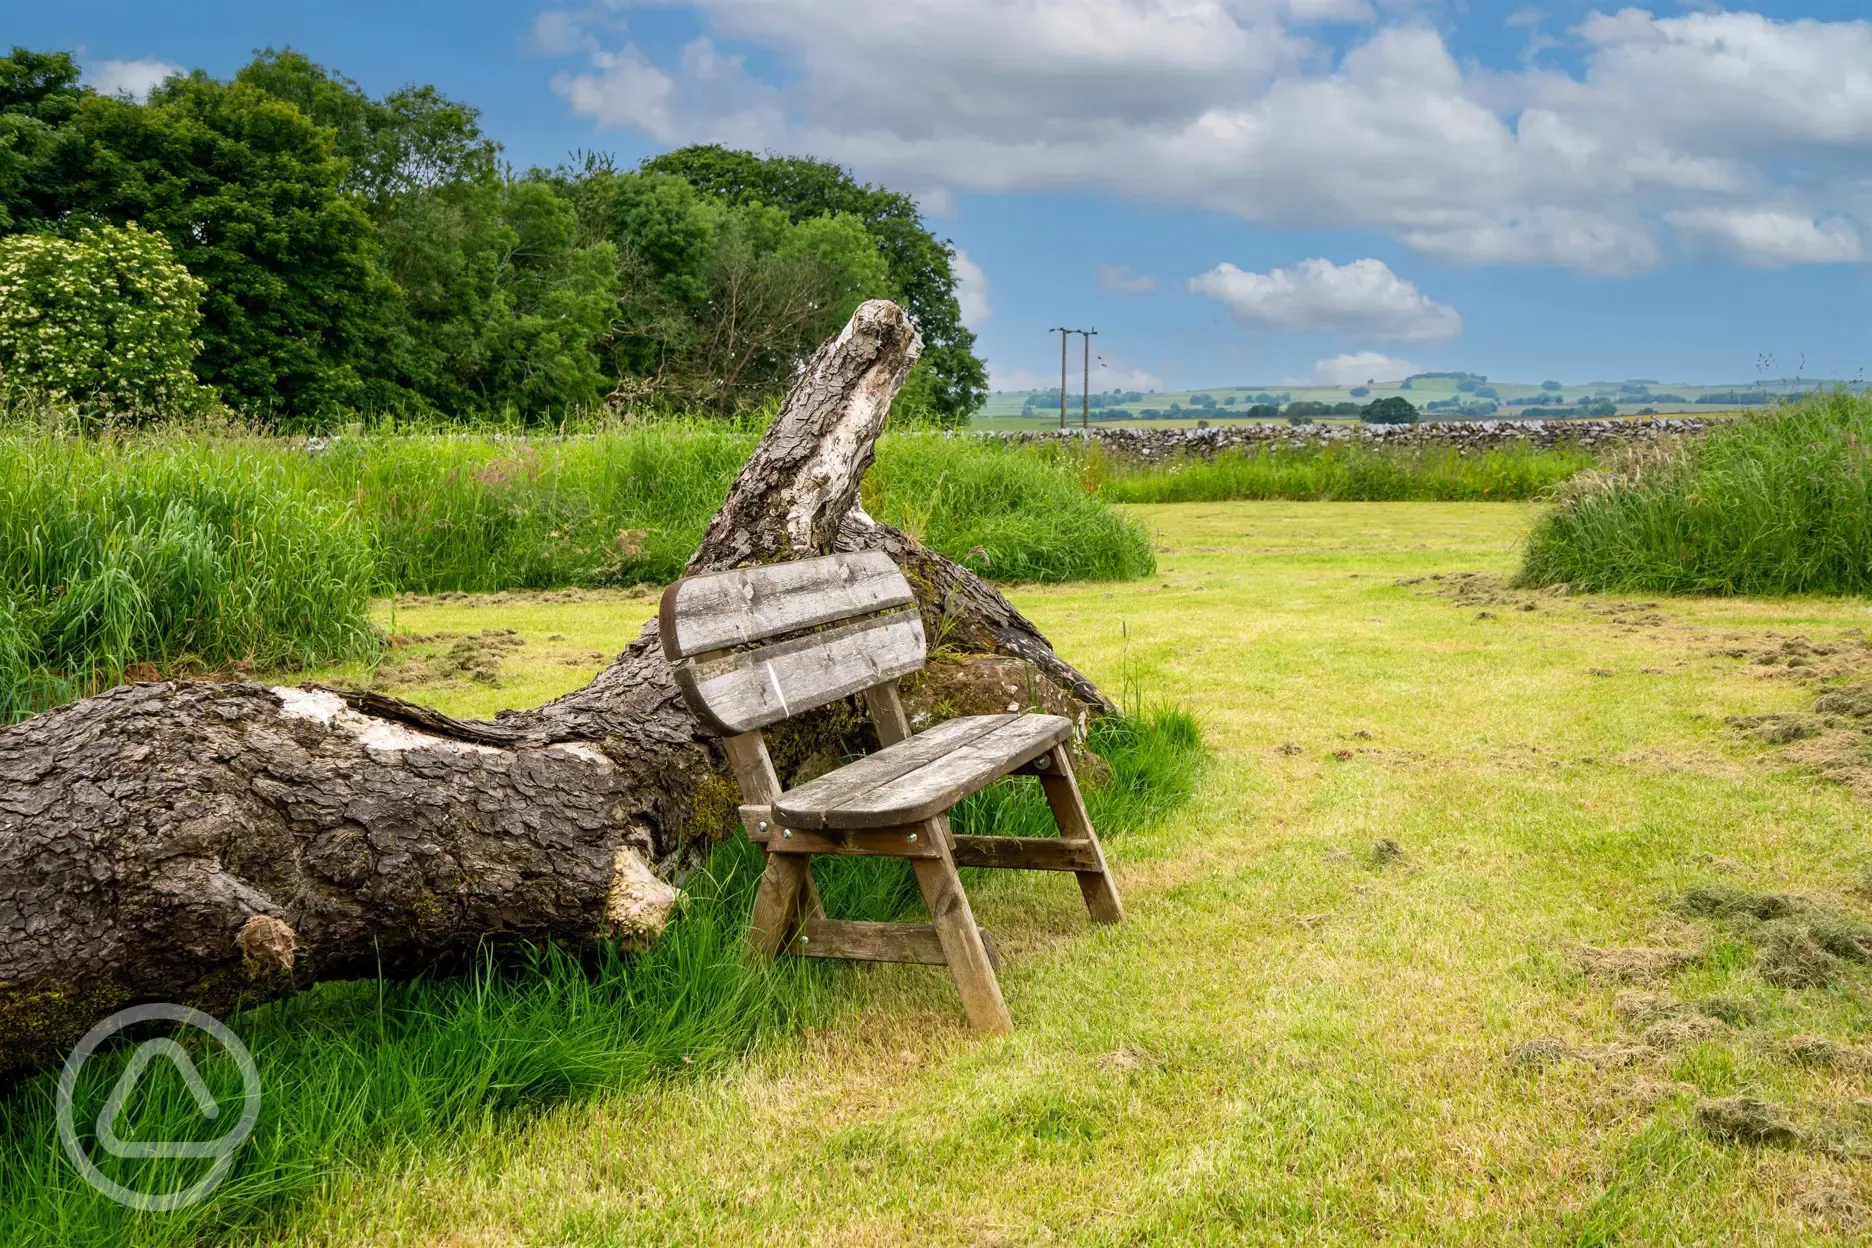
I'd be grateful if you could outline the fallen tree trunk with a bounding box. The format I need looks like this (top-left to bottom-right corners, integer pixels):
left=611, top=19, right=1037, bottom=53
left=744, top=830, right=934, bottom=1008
left=0, top=300, right=1113, bottom=1076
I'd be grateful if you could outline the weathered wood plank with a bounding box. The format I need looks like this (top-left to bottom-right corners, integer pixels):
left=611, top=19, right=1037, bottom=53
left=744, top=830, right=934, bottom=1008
left=862, top=683, right=912, bottom=744
left=854, top=685, right=1011, bottom=1023
left=760, top=824, right=941, bottom=859
left=912, top=813, right=1011, bottom=1032
left=745, top=853, right=814, bottom=961
left=950, top=835, right=1103, bottom=872
left=772, top=714, right=1014, bottom=829
left=722, top=729, right=824, bottom=956
left=785, top=920, right=1000, bottom=970
left=1037, top=743, right=1125, bottom=925
left=801, top=714, right=1073, bottom=829
left=659, top=551, right=914, bottom=660
left=672, top=609, right=926, bottom=735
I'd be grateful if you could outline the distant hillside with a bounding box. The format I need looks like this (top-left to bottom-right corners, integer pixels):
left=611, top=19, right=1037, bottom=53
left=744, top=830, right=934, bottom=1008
left=976, top=375, right=1845, bottom=430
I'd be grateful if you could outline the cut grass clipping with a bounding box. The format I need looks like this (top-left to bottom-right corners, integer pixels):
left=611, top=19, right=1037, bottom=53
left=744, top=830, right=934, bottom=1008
left=0, top=705, right=1200, bottom=1248
left=1090, top=438, right=1593, bottom=504
left=0, top=423, right=1154, bottom=721
left=1519, top=389, right=1872, bottom=595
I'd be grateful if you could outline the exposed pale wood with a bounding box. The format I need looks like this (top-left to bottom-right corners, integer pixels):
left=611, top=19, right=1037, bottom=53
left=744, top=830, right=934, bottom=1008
left=760, top=824, right=941, bottom=859
left=912, top=813, right=1011, bottom=1033
left=950, top=835, right=1104, bottom=873
left=672, top=609, right=926, bottom=736
left=659, top=551, right=914, bottom=660
left=772, top=714, right=1014, bottom=829
left=1037, top=743, right=1125, bottom=925
left=789, top=714, right=1072, bottom=829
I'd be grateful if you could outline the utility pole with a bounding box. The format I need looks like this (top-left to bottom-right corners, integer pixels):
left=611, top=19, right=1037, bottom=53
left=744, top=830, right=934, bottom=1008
left=1050, top=326, right=1096, bottom=431
left=1079, top=329, right=1098, bottom=430
left=1049, top=327, right=1070, bottom=428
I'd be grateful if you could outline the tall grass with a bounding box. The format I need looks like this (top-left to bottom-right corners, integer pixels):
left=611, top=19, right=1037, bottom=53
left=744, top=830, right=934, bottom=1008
left=1090, top=440, right=1593, bottom=504
left=1517, top=391, right=1872, bottom=595
left=299, top=423, right=758, bottom=592
left=0, top=432, right=380, bottom=720
left=318, top=426, right=1155, bottom=591
left=866, top=435, right=1156, bottom=582
left=0, top=706, right=1202, bottom=1248
left=0, top=422, right=1157, bottom=720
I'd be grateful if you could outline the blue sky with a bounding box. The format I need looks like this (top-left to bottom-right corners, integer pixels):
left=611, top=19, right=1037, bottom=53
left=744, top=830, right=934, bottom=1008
left=18, top=1, right=1872, bottom=392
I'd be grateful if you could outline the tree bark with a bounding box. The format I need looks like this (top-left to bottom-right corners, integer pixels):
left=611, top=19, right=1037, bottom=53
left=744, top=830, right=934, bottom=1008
left=0, top=300, right=1111, bottom=1077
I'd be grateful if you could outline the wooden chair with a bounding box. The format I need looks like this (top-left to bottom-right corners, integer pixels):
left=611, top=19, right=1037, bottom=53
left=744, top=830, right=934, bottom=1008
left=659, top=550, right=1124, bottom=1031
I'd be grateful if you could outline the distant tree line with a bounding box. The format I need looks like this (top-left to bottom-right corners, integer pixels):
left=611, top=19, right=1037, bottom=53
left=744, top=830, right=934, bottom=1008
left=1020, top=388, right=1144, bottom=415
left=1401, top=372, right=1486, bottom=391
left=0, top=47, right=987, bottom=426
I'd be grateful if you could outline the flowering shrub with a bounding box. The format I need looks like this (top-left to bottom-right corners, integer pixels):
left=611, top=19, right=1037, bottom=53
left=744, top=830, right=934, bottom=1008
left=0, top=224, right=211, bottom=416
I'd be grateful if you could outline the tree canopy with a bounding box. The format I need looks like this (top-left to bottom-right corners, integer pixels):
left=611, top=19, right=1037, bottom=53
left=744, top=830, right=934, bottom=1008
left=642, top=144, right=986, bottom=426
left=0, top=47, right=989, bottom=428
left=1360, top=396, right=1419, bottom=425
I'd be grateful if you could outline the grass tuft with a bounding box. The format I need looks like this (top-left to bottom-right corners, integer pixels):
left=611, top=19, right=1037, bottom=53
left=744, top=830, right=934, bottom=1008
left=0, top=431, right=380, bottom=720
left=1518, top=390, right=1872, bottom=595
left=864, top=436, right=1156, bottom=583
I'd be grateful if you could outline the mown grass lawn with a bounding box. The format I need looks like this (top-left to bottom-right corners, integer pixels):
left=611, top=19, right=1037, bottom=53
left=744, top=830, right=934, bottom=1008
left=275, top=500, right=1872, bottom=1246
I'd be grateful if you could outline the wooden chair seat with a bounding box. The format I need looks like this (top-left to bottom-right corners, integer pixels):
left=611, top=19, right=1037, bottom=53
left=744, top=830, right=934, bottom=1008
left=774, top=713, right=1072, bottom=830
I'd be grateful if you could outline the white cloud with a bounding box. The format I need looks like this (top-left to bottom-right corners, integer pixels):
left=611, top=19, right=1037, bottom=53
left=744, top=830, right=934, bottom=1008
left=531, top=10, right=586, bottom=55
left=554, top=44, right=682, bottom=141
left=1096, top=264, right=1158, bottom=295
left=1309, top=351, right=1417, bottom=386
left=548, top=4, right=1872, bottom=276
left=1189, top=257, right=1461, bottom=343
left=951, top=249, right=991, bottom=328
left=84, top=58, right=181, bottom=102
left=1665, top=208, right=1864, bottom=267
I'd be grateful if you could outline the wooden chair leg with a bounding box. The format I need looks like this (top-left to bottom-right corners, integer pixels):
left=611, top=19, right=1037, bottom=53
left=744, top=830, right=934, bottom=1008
left=745, top=851, right=815, bottom=963
left=911, top=816, right=1012, bottom=1033
left=1037, top=744, right=1125, bottom=925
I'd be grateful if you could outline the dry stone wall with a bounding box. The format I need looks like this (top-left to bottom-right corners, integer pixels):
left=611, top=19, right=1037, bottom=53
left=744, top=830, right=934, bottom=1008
left=985, top=417, right=1714, bottom=460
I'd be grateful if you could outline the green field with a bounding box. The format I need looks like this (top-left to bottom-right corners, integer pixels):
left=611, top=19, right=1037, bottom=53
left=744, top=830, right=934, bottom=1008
left=86, top=499, right=1871, bottom=1246
left=975, top=375, right=1829, bottom=429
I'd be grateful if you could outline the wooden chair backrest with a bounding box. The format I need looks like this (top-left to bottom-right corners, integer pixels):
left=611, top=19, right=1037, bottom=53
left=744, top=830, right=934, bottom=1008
left=659, top=551, right=925, bottom=737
